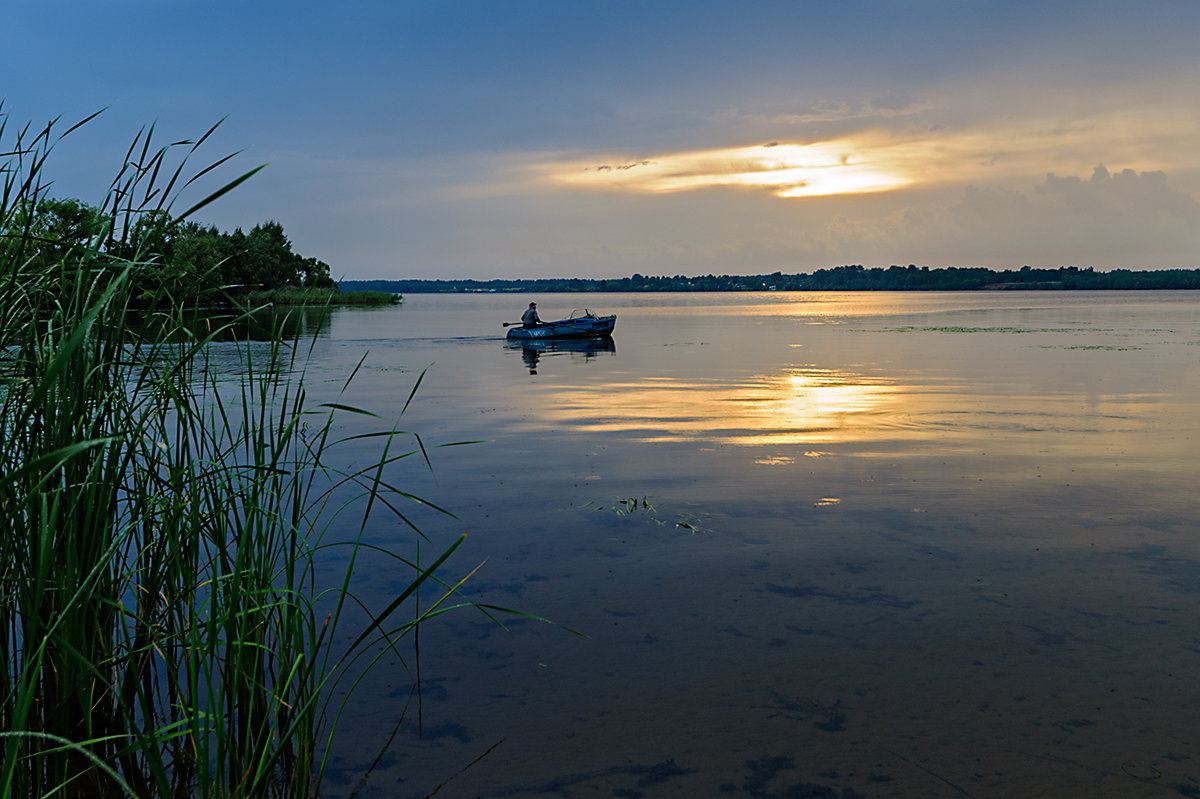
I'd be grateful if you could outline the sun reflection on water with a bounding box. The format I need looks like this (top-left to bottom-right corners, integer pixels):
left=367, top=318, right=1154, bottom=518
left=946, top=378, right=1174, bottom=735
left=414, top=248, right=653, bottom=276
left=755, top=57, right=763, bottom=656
left=544, top=367, right=896, bottom=446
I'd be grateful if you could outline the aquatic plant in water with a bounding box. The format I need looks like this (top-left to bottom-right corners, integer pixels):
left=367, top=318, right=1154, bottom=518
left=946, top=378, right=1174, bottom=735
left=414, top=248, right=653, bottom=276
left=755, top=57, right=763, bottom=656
left=0, top=107, right=497, bottom=798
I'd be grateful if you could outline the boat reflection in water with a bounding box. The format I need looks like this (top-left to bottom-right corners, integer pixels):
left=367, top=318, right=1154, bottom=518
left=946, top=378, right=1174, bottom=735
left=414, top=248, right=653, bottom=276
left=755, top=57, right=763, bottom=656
left=507, top=337, right=616, bottom=374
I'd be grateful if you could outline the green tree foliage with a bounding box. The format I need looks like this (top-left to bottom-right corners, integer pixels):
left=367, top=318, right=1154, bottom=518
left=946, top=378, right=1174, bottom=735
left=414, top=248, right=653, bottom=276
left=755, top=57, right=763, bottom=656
left=3, top=196, right=108, bottom=272
left=1, top=198, right=333, bottom=305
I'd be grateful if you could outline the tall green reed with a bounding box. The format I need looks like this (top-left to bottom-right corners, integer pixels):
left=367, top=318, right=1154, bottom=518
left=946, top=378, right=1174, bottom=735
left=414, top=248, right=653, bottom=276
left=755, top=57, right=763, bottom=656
left=0, top=107, right=502, bottom=798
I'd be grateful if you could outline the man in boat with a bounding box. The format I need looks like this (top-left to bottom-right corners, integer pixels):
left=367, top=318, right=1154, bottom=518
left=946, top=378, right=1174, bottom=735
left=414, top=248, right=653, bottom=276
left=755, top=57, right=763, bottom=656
left=521, top=302, right=544, bottom=328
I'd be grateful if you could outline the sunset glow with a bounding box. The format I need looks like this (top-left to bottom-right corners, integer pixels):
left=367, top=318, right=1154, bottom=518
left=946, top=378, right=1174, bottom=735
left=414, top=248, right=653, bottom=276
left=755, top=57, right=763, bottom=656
left=536, top=106, right=1198, bottom=204
left=536, top=368, right=898, bottom=447
left=546, top=140, right=913, bottom=198
left=10, top=1, right=1200, bottom=276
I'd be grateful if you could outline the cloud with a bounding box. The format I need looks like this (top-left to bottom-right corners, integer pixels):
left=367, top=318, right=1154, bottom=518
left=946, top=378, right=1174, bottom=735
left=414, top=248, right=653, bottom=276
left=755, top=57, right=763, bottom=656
left=1032, top=166, right=1198, bottom=261
left=522, top=101, right=1200, bottom=208
left=285, top=102, right=1200, bottom=279
left=864, top=165, right=1200, bottom=268
left=541, top=139, right=911, bottom=199
left=772, top=94, right=933, bottom=124
left=1037, top=164, right=1194, bottom=217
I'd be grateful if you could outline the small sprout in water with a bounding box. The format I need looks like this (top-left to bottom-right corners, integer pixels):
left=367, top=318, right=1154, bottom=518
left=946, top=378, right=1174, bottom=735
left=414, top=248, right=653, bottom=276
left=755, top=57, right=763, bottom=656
left=615, top=496, right=648, bottom=515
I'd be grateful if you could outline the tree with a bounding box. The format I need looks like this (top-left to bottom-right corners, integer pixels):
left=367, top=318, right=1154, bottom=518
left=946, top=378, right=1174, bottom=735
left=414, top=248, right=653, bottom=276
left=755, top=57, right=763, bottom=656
left=7, top=198, right=108, bottom=271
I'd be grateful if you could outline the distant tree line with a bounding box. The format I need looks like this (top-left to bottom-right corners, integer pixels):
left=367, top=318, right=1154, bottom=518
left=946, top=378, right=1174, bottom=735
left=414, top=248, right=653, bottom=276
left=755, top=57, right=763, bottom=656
left=342, top=264, right=1200, bottom=294
left=3, top=197, right=335, bottom=305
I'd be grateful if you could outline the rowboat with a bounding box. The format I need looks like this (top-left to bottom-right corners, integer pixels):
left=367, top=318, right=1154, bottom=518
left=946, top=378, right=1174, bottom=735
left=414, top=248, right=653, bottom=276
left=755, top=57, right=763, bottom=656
left=505, top=311, right=616, bottom=340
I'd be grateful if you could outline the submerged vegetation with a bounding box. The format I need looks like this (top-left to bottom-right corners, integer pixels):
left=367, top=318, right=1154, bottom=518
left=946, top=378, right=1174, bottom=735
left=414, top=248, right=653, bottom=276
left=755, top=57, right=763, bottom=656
left=0, top=109, right=495, bottom=797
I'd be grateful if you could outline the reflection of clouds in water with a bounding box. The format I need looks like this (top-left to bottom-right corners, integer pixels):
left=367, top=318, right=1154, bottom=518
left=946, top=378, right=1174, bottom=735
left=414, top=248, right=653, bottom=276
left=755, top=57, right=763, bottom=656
left=324, top=294, right=1200, bottom=798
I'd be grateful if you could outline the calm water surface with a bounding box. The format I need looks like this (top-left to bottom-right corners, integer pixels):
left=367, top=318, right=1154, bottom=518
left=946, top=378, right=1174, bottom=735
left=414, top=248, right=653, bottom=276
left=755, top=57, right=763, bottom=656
left=284, top=292, right=1200, bottom=798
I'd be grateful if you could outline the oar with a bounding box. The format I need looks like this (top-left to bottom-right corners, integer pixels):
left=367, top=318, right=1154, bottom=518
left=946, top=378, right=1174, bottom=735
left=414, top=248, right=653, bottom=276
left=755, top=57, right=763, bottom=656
left=503, top=320, right=599, bottom=332
left=502, top=321, right=563, bottom=327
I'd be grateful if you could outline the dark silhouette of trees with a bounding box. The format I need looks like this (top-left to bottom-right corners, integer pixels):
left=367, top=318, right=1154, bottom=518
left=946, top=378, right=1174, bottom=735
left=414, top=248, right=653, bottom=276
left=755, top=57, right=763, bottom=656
left=346, top=265, right=1200, bottom=294
left=2, top=198, right=333, bottom=304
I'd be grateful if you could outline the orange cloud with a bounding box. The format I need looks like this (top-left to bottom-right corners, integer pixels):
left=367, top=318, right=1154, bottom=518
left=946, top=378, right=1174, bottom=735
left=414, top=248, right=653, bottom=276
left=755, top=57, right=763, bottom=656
left=531, top=106, right=1199, bottom=201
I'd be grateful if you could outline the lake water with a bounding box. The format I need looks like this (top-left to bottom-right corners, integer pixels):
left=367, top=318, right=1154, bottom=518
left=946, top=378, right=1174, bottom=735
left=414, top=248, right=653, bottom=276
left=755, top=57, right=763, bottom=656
left=283, top=292, right=1200, bottom=798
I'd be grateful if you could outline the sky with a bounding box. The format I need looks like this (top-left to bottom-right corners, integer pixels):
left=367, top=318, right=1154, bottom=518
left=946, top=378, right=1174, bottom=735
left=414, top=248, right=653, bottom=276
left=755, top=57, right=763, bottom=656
left=5, top=0, right=1199, bottom=280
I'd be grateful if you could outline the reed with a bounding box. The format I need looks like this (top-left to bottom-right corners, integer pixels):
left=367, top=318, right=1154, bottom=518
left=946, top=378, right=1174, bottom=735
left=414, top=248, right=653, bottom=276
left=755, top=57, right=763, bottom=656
left=0, top=107, right=494, bottom=797
left=245, top=287, right=401, bottom=306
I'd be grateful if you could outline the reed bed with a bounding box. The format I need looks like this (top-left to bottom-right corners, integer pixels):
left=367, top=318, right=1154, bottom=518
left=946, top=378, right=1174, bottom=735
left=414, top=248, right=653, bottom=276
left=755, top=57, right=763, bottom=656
left=0, top=108, right=491, bottom=797
left=245, top=287, right=401, bottom=306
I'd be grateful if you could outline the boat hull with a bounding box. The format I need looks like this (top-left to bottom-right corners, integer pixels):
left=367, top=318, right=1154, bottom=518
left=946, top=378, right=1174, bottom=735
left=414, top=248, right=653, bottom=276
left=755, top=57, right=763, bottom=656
left=506, top=315, right=616, bottom=340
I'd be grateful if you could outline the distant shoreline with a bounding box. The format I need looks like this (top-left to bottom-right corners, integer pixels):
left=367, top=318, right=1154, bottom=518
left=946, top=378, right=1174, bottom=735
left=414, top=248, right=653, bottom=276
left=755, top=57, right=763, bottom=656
left=342, top=266, right=1200, bottom=294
